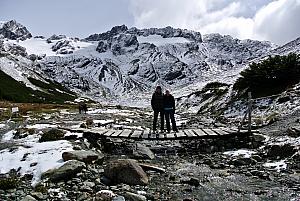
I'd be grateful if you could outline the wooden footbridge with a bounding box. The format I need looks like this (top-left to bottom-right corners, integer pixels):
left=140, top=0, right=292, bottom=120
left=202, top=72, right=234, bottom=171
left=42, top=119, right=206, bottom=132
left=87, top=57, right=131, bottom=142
left=64, top=127, right=254, bottom=140
left=64, top=93, right=257, bottom=140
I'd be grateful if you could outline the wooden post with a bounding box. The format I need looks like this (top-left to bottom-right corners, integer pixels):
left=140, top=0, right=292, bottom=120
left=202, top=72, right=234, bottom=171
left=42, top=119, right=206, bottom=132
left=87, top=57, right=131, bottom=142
left=248, top=92, right=252, bottom=133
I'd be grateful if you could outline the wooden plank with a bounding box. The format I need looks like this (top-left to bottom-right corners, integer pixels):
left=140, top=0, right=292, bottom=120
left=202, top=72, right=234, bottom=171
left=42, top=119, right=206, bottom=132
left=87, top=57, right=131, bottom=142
left=193, top=129, right=208, bottom=137
left=89, top=128, right=108, bottom=135
left=220, top=127, right=237, bottom=134
left=184, top=129, right=197, bottom=137
left=119, top=129, right=132, bottom=137
left=202, top=129, right=218, bottom=136
left=110, top=130, right=123, bottom=137
left=165, top=133, right=176, bottom=139
left=142, top=130, right=150, bottom=139
left=157, top=133, right=165, bottom=139
left=176, top=130, right=187, bottom=138
left=131, top=130, right=143, bottom=138
left=103, top=130, right=115, bottom=137
left=212, top=128, right=228, bottom=136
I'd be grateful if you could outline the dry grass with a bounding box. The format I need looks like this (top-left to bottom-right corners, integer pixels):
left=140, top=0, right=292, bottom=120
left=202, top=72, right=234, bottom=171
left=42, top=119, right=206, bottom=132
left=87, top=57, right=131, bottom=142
left=0, top=101, right=77, bottom=116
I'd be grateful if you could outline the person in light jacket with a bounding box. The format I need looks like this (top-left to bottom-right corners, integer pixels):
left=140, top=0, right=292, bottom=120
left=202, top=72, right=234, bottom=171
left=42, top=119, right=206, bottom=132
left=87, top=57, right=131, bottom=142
left=163, top=90, right=178, bottom=133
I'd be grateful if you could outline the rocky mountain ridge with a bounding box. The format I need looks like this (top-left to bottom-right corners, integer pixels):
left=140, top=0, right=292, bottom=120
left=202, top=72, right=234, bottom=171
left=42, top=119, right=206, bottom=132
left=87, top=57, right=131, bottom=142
left=0, top=20, right=299, bottom=109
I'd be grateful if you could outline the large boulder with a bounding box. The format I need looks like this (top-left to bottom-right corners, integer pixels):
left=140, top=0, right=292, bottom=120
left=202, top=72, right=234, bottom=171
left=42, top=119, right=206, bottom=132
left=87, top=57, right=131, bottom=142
left=62, top=150, right=104, bottom=164
left=39, top=129, right=65, bottom=142
left=104, top=159, right=149, bottom=185
left=132, top=143, right=155, bottom=160
left=42, top=160, right=85, bottom=182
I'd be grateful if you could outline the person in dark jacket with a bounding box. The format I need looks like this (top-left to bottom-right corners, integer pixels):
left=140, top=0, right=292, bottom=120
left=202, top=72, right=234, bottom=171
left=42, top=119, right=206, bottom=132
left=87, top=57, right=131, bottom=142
left=151, top=86, right=164, bottom=132
left=163, top=90, right=178, bottom=133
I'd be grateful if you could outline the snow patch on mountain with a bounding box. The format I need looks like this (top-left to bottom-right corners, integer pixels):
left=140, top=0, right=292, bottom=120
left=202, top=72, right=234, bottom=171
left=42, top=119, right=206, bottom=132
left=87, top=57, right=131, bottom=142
left=137, top=35, right=191, bottom=46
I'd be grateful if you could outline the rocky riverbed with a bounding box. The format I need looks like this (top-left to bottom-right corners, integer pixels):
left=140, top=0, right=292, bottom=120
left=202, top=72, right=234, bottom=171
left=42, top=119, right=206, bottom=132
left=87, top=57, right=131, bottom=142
left=0, top=104, right=299, bottom=201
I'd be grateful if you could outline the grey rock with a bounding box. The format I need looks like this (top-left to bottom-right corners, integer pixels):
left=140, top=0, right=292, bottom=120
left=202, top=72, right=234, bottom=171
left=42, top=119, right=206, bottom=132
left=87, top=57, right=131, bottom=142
left=252, top=134, right=266, bottom=142
left=132, top=143, right=155, bottom=160
left=287, top=126, right=300, bottom=137
left=21, top=195, right=37, bottom=201
left=104, top=159, right=149, bottom=185
left=124, top=192, right=147, bottom=201
left=42, top=160, right=85, bottom=182
left=267, top=144, right=297, bottom=158
left=30, top=192, right=47, bottom=200
left=62, top=150, right=104, bottom=164
left=230, top=157, right=257, bottom=166
left=113, top=196, right=126, bottom=201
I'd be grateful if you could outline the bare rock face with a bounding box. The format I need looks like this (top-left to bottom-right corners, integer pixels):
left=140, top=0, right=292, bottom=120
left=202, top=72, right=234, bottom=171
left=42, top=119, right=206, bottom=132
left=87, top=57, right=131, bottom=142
left=62, top=150, right=104, bottom=164
left=104, top=159, right=149, bottom=186
left=0, top=20, right=32, bottom=40
left=3, top=43, right=27, bottom=57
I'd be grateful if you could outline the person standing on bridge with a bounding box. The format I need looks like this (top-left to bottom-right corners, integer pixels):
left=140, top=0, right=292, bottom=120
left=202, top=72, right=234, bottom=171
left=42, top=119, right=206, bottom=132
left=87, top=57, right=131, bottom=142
left=163, top=90, right=178, bottom=133
left=151, top=86, right=164, bottom=133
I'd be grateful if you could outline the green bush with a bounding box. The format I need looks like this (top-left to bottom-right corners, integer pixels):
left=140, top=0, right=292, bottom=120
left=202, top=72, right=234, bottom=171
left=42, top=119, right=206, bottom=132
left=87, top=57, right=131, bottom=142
left=0, top=70, right=76, bottom=103
left=0, top=177, right=19, bottom=190
left=233, top=53, right=300, bottom=98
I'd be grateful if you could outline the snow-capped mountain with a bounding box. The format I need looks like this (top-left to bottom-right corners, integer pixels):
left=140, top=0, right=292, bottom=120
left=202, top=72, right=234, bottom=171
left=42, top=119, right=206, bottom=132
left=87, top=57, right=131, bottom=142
left=0, top=20, right=299, bottom=108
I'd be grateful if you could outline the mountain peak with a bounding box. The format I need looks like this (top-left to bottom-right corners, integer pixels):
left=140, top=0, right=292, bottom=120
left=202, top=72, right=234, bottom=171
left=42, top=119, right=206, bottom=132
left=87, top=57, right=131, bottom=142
left=0, top=20, right=32, bottom=41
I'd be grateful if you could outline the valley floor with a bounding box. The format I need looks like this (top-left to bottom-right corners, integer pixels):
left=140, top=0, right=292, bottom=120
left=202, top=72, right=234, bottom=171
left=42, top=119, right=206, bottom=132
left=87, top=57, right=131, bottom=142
left=0, top=103, right=299, bottom=201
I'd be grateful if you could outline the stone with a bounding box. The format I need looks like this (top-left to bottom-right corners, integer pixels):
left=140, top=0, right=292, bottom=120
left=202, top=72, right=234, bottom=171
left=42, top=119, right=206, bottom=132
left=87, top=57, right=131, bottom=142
left=267, top=144, right=297, bottom=158
left=39, top=129, right=65, bottom=142
left=104, top=159, right=149, bottom=186
left=124, top=192, right=147, bottom=201
left=113, top=196, right=126, bottom=201
left=181, top=177, right=200, bottom=187
left=30, top=192, right=47, bottom=200
left=42, top=160, right=85, bottom=182
left=287, top=126, right=300, bottom=137
left=62, top=150, right=104, bottom=164
left=132, top=143, right=155, bottom=160
left=21, top=195, right=37, bottom=201
left=230, top=157, right=257, bottom=166
left=95, top=190, right=116, bottom=201
left=252, top=134, right=266, bottom=142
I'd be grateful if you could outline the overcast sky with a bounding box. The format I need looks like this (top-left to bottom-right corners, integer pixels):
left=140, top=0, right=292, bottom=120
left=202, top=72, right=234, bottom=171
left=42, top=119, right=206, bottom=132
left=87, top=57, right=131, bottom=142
left=0, top=0, right=299, bottom=45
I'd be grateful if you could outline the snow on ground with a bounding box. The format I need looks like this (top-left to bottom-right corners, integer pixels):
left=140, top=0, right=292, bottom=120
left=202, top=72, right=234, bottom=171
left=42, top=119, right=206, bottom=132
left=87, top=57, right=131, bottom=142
left=223, top=149, right=257, bottom=158
left=0, top=130, right=73, bottom=186
left=137, top=35, right=191, bottom=46
left=0, top=123, right=5, bottom=129
left=64, top=131, right=83, bottom=138
left=26, top=124, right=57, bottom=129
left=87, top=108, right=135, bottom=116
left=93, top=119, right=114, bottom=125
left=263, top=160, right=287, bottom=172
